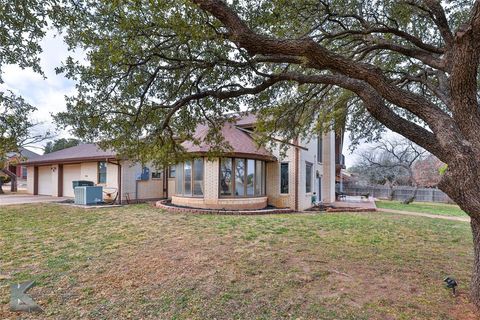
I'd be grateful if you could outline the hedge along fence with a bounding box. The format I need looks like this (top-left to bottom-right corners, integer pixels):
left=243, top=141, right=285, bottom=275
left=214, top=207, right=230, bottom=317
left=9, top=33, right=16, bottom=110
left=342, top=185, right=453, bottom=203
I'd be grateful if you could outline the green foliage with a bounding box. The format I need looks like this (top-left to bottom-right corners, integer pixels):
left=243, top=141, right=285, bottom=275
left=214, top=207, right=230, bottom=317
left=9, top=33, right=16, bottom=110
left=439, top=164, right=448, bottom=176
left=22, top=0, right=473, bottom=164
left=44, top=138, right=81, bottom=154
left=0, top=1, right=57, bottom=162
left=0, top=1, right=476, bottom=165
left=0, top=92, right=39, bottom=162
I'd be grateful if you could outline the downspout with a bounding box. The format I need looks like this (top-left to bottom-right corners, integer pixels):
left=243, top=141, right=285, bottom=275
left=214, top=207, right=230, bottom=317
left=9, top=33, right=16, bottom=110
left=294, top=138, right=299, bottom=212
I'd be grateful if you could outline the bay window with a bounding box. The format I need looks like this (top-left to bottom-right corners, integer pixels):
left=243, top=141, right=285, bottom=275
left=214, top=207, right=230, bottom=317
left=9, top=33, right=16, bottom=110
left=220, top=157, right=265, bottom=197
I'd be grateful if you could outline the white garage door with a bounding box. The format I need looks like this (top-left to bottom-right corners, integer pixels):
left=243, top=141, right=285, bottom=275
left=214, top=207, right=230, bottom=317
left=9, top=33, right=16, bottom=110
left=63, top=164, right=81, bottom=197
left=38, top=166, right=52, bottom=195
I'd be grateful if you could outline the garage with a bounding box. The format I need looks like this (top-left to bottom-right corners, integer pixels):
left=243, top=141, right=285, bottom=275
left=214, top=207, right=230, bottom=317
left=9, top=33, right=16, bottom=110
left=38, top=166, right=52, bottom=195
left=62, top=164, right=81, bottom=197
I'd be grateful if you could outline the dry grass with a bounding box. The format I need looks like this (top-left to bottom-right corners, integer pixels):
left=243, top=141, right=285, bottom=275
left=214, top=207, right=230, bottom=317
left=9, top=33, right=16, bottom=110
left=0, top=203, right=476, bottom=319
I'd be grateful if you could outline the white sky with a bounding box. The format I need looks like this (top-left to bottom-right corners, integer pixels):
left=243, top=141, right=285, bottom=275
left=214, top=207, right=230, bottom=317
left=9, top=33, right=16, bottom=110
left=1, top=31, right=77, bottom=154
left=1, top=30, right=382, bottom=164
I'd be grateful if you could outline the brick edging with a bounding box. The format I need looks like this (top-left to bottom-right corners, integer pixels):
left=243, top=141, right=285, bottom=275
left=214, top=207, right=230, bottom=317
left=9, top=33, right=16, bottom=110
left=155, top=200, right=294, bottom=215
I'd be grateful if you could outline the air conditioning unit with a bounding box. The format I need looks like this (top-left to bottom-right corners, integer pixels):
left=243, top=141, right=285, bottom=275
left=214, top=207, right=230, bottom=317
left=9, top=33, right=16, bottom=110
left=74, top=186, right=103, bottom=205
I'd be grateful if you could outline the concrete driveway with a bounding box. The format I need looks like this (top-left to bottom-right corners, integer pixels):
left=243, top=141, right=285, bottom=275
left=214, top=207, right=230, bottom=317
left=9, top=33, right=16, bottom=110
left=0, top=194, right=70, bottom=206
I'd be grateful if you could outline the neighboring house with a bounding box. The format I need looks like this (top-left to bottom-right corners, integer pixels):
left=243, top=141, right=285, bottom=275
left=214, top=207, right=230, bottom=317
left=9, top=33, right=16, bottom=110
left=23, top=114, right=344, bottom=210
left=6, top=148, right=40, bottom=180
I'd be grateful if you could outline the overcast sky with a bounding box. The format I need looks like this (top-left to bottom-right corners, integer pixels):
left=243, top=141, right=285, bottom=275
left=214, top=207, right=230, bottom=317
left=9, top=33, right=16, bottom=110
left=1, top=30, right=383, bottom=166
left=1, top=31, right=76, bottom=152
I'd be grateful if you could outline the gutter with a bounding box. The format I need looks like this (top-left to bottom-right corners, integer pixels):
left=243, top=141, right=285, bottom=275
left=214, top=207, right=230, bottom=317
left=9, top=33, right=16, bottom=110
left=22, top=156, right=118, bottom=166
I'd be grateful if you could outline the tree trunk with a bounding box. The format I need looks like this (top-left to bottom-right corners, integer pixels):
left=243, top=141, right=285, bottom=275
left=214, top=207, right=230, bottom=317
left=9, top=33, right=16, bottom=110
left=471, top=218, right=480, bottom=306
left=0, top=178, right=4, bottom=195
left=439, top=158, right=480, bottom=308
left=402, top=187, right=418, bottom=204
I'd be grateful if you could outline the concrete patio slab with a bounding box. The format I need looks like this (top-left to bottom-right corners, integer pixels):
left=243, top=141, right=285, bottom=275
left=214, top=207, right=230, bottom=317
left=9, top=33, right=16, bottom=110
left=0, top=194, right=70, bottom=206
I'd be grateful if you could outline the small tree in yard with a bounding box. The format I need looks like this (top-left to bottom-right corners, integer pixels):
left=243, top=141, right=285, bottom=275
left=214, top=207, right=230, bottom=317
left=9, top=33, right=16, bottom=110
left=413, top=154, right=444, bottom=188
left=5, top=0, right=480, bottom=309
left=0, top=2, right=51, bottom=194
left=0, top=92, right=49, bottom=194
left=352, top=138, right=427, bottom=202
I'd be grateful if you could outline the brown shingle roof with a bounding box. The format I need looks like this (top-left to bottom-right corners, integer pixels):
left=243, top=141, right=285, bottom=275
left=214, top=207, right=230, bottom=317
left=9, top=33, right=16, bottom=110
left=181, top=123, right=275, bottom=161
left=22, top=144, right=116, bottom=165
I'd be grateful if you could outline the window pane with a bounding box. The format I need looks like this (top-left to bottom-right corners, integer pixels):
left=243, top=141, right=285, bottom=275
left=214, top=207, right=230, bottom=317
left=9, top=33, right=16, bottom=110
left=98, top=161, right=107, bottom=184
left=220, top=158, right=233, bottom=196
left=280, top=163, right=289, bottom=194
left=193, top=158, right=204, bottom=196
left=176, top=163, right=183, bottom=194
left=246, top=159, right=255, bottom=196
left=317, top=136, right=323, bottom=163
left=169, top=165, right=176, bottom=178
left=255, top=160, right=263, bottom=196
left=306, top=162, right=312, bottom=193
left=152, top=172, right=162, bottom=179
left=184, top=160, right=192, bottom=195
left=235, top=159, right=245, bottom=196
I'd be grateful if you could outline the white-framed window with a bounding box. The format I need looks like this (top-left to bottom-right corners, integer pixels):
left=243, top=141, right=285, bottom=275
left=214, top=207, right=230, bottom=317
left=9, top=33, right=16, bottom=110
left=305, top=162, right=313, bottom=193
left=176, top=158, right=204, bottom=197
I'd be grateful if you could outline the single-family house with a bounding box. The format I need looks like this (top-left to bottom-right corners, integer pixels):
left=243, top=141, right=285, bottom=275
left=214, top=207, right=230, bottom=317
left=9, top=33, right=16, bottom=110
left=23, top=114, right=344, bottom=211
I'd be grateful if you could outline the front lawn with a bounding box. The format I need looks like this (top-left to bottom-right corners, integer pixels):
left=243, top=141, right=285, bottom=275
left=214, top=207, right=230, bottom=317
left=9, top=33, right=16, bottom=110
left=0, top=204, right=475, bottom=319
left=375, top=200, right=467, bottom=217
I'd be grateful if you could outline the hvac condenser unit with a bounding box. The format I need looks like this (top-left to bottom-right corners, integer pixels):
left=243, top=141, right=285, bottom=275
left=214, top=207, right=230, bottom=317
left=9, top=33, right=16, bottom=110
left=74, top=186, right=103, bottom=205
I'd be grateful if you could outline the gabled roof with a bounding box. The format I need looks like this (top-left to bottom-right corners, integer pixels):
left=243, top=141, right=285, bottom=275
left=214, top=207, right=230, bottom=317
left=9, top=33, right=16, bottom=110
left=181, top=122, right=275, bottom=161
left=22, top=144, right=116, bottom=165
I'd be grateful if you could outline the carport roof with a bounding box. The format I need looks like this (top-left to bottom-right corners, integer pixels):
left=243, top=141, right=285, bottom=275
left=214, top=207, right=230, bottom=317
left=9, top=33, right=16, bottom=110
left=22, top=144, right=117, bottom=165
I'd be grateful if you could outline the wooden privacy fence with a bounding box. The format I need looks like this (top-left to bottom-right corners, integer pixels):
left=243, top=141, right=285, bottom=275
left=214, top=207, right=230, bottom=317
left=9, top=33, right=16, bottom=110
left=342, top=185, right=453, bottom=203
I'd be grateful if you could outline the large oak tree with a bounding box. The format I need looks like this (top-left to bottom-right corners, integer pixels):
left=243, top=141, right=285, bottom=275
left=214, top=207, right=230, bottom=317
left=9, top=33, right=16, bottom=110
left=10, top=0, right=479, bottom=308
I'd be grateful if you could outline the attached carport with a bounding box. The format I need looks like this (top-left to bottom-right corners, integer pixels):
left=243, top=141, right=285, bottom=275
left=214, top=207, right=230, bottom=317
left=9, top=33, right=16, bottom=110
left=22, top=144, right=120, bottom=200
